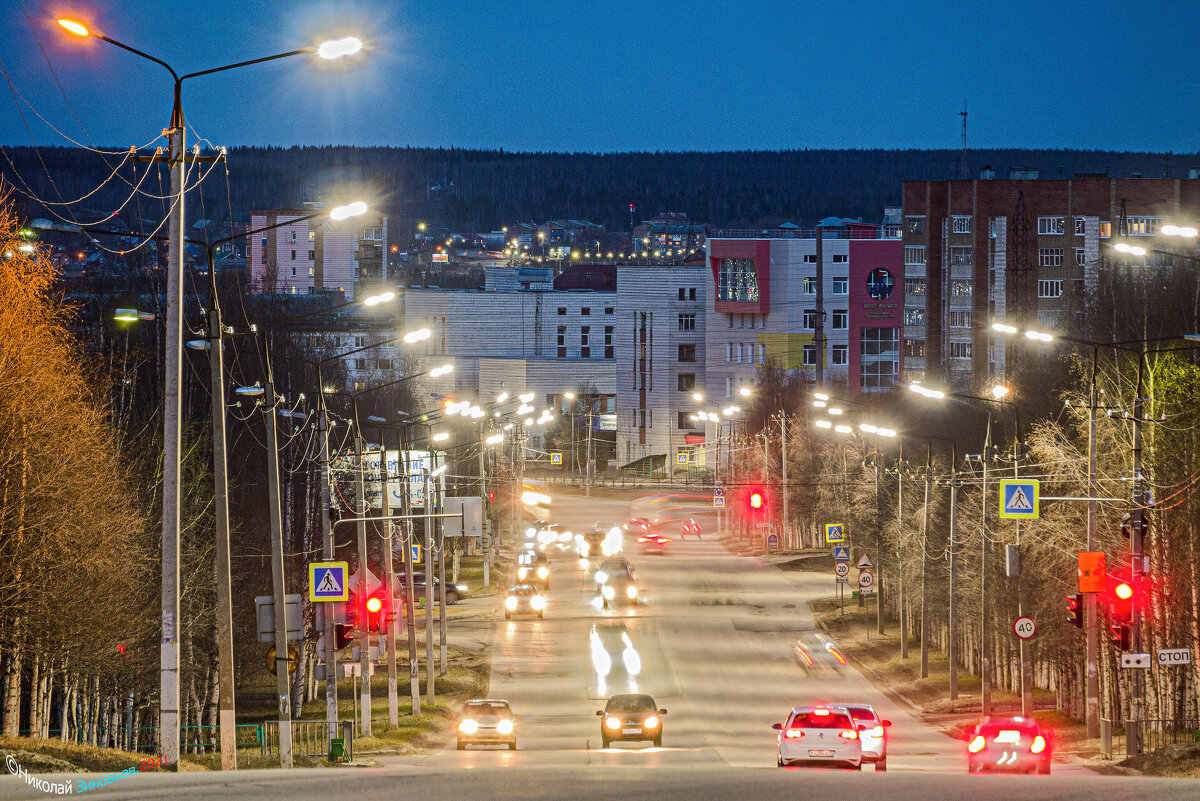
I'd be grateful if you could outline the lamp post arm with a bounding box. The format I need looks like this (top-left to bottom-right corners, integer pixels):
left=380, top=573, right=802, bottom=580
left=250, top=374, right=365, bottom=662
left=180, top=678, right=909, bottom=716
left=180, top=48, right=312, bottom=83
left=96, top=34, right=179, bottom=80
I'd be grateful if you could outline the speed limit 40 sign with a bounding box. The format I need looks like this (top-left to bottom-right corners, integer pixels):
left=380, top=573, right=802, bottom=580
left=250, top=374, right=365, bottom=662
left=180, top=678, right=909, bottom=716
left=1013, top=616, right=1037, bottom=640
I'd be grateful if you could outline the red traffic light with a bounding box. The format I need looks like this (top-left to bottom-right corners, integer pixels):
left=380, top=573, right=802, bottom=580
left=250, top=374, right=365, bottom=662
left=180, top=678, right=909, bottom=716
left=487, top=490, right=496, bottom=503
left=749, top=492, right=763, bottom=509
left=1114, top=582, right=1133, bottom=600
left=366, top=596, right=383, bottom=614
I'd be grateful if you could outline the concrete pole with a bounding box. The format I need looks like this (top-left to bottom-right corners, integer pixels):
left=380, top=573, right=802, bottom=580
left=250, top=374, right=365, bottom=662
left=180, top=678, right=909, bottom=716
left=424, top=467, right=435, bottom=704
left=585, top=405, right=594, bottom=496
left=920, top=440, right=931, bottom=679
left=399, top=429, right=420, bottom=716
left=948, top=442, right=959, bottom=700
left=897, top=443, right=908, bottom=660
left=437, top=474, right=448, bottom=676
left=380, top=441, right=399, bottom=728
left=875, top=444, right=884, bottom=635
left=1014, top=443, right=1032, bottom=719
left=480, top=422, right=490, bottom=588
left=1129, top=353, right=1147, bottom=753
left=206, top=303, right=236, bottom=771
left=159, top=89, right=185, bottom=771
left=1085, top=345, right=1100, bottom=738
left=354, top=432, right=371, bottom=737
left=781, top=415, right=789, bottom=549
left=814, top=225, right=825, bottom=386
left=980, top=417, right=991, bottom=717
left=317, top=397, right=338, bottom=737
left=261, top=354, right=294, bottom=768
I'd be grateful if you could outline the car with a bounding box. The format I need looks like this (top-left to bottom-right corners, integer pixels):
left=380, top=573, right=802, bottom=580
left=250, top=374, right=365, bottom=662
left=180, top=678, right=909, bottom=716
left=504, top=584, right=546, bottom=619
left=841, top=703, right=891, bottom=770
left=580, top=522, right=623, bottom=557
left=773, top=706, right=862, bottom=769
left=623, top=517, right=653, bottom=535
left=792, top=631, right=848, bottom=671
left=967, top=715, right=1051, bottom=775
left=515, top=550, right=551, bottom=589
left=600, top=573, right=639, bottom=608
left=396, top=572, right=466, bottom=604
left=678, top=518, right=703, bottom=538
left=597, top=693, right=666, bottom=747
left=636, top=531, right=672, bottom=553
left=457, top=698, right=518, bottom=750
left=595, top=557, right=633, bottom=584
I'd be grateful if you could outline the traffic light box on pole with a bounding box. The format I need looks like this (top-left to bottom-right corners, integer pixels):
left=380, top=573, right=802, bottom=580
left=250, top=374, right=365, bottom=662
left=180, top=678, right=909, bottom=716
left=1065, top=594, right=1083, bottom=629
left=1107, top=578, right=1133, bottom=650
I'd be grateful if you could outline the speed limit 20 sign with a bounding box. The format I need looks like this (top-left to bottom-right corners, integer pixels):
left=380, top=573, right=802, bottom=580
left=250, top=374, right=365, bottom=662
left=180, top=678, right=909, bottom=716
left=1013, top=616, right=1037, bottom=640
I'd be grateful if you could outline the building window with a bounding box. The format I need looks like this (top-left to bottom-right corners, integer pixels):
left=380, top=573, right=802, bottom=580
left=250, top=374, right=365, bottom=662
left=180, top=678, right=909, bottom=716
left=1075, top=248, right=1086, bottom=266
left=605, top=306, right=614, bottom=314
left=904, top=246, right=926, bottom=266
left=290, top=250, right=296, bottom=260
left=678, top=373, right=696, bottom=391
left=832, top=345, right=848, bottom=366
left=581, top=307, right=590, bottom=316
left=557, top=307, right=566, bottom=315
left=727, top=314, right=734, bottom=328
left=1039, top=248, right=1064, bottom=267
left=803, top=309, right=818, bottom=329
left=678, top=313, right=696, bottom=331
left=736, top=343, right=743, bottom=363
left=803, top=254, right=818, bottom=264
left=308, top=266, right=314, bottom=276
left=1038, top=310, right=1063, bottom=329
left=832, top=276, right=848, bottom=295
left=1038, top=279, right=1063, bottom=298
left=803, top=344, right=818, bottom=367
left=860, top=328, right=899, bottom=390
left=291, top=267, right=296, bottom=276
left=1127, top=216, right=1161, bottom=236
left=726, top=343, right=733, bottom=363
left=688, top=288, right=696, bottom=300
left=580, top=326, right=590, bottom=358
left=1038, top=216, right=1065, bottom=235
left=905, top=278, right=926, bottom=296
left=678, top=288, right=686, bottom=300
left=290, top=231, right=297, bottom=243
left=308, top=250, right=314, bottom=260
left=949, top=310, right=972, bottom=327
left=261, top=236, right=268, bottom=247
left=905, top=216, right=925, bottom=234
left=952, top=216, right=972, bottom=234
left=1099, top=221, right=1112, bottom=238
left=557, top=326, right=566, bottom=358
left=758, top=343, right=766, bottom=364
left=832, top=310, right=848, bottom=330
left=803, top=277, right=817, bottom=294
left=1075, top=217, right=1086, bottom=236
left=949, top=341, right=973, bottom=359
left=950, top=246, right=973, bottom=267
left=904, top=307, right=925, bottom=326
left=725, top=377, right=733, bottom=398
left=678, top=344, right=696, bottom=363
left=354, top=358, right=367, bottom=370
left=377, top=359, right=393, bottom=370
left=904, top=338, right=926, bottom=357
left=832, top=254, right=848, bottom=264
left=951, top=280, right=973, bottom=298
left=308, top=231, right=315, bottom=241
left=717, top=258, right=759, bottom=302
left=677, top=411, right=692, bottom=430
left=604, top=326, right=614, bottom=359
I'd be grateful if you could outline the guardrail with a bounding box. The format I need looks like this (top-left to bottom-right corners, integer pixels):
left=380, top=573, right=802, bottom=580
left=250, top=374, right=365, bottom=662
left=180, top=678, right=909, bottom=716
left=261, top=721, right=333, bottom=757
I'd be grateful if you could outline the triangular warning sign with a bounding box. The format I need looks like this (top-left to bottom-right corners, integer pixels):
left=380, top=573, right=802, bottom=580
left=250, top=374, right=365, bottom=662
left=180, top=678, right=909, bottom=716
left=315, top=569, right=343, bottom=595
left=1007, top=488, right=1033, bottom=511
left=856, top=553, right=873, bottom=569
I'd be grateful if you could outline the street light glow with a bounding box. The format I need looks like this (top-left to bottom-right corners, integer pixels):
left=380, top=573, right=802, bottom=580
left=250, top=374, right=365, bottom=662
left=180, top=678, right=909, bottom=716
left=429, top=364, right=454, bottom=377
left=828, top=407, right=843, bottom=415
left=57, top=19, right=90, bottom=37
left=909, top=382, right=945, bottom=400
left=1114, top=242, right=1147, bottom=256
left=361, top=290, right=395, bottom=306
left=564, top=391, right=576, bottom=400
left=834, top=424, right=853, bottom=434
left=991, top=384, right=1011, bottom=399
left=495, top=392, right=509, bottom=403
left=1025, top=330, right=1054, bottom=342
left=814, top=419, right=832, bottom=429
left=518, top=393, right=535, bottom=403
left=432, top=432, right=449, bottom=442
left=813, top=400, right=827, bottom=408
left=486, top=434, right=504, bottom=445
left=739, top=386, right=752, bottom=397
left=403, top=327, right=432, bottom=343
left=991, top=322, right=1018, bottom=335
left=317, top=37, right=363, bottom=59
left=114, top=308, right=140, bottom=322
left=860, top=423, right=878, bottom=434
left=430, top=464, right=447, bottom=477
left=329, top=201, right=367, bottom=221
left=813, top=392, right=829, bottom=401
left=877, top=428, right=897, bottom=438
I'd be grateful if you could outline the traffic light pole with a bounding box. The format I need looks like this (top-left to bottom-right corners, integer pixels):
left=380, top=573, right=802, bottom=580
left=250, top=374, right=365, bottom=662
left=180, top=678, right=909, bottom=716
left=317, top=396, right=338, bottom=739
left=1085, top=346, right=1100, bottom=739
left=399, top=426, right=420, bottom=716
left=380, top=443, right=399, bottom=728
left=1128, top=354, right=1147, bottom=755
left=354, top=430, right=372, bottom=737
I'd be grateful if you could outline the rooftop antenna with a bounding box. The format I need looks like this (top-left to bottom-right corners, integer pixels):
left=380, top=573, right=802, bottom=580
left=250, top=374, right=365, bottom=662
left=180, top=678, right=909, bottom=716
left=958, top=102, right=968, bottom=179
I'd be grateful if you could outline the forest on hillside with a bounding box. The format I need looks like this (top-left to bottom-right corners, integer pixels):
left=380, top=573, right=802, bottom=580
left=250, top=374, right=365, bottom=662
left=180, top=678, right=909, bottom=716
left=2, top=144, right=1197, bottom=235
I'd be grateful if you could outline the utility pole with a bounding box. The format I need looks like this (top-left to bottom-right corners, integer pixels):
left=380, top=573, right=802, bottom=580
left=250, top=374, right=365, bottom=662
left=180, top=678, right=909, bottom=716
left=260, top=343, right=293, bottom=768
left=399, top=428, right=420, bottom=716
left=424, top=466, right=435, bottom=704
left=780, top=414, right=789, bottom=549
left=897, top=442, right=908, bottom=660
left=875, top=438, right=884, bottom=635
left=479, top=421, right=490, bottom=588
left=317, top=396, right=338, bottom=735
left=948, top=442, right=959, bottom=700
left=1129, top=353, right=1147, bottom=754
left=205, top=273, right=236, bottom=771
left=585, top=402, right=594, bottom=496
left=437, top=474, right=448, bottom=676
left=160, top=83, right=185, bottom=773
left=354, top=429, right=372, bottom=737
left=980, top=417, right=991, bottom=718
left=920, top=440, right=931, bottom=679
left=814, top=225, right=825, bottom=386
left=1013, top=441, right=1032, bottom=718
left=380, top=442, right=399, bottom=728
left=1084, top=346, right=1100, bottom=738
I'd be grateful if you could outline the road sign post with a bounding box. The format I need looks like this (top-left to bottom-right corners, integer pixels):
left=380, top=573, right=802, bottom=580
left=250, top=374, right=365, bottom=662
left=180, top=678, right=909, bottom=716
left=713, top=488, right=725, bottom=508
left=833, top=546, right=850, bottom=562
left=999, top=479, right=1040, bottom=519
left=858, top=570, right=875, bottom=595
left=825, top=523, right=845, bottom=543
left=1013, top=615, right=1037, bottom=640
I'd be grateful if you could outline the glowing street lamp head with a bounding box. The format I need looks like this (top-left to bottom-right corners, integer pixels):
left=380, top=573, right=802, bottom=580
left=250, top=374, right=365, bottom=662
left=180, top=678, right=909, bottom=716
left=813, top=392, right=830, bottom=401
left=317, top=37, right=363, bottom=59
left=991, top=384, right=1011, bottom=399
left=739, top=386, right=752, bottom=397
left=518, top=392, right=535, bottom=403
left=429, top=364, right=454, bottom=377
left=495, top=391, right=509, bottom=403
left=814, top=419, right=832, bottom=429
left=692, top=392, right=704, bottom=402
left=57, top=19, right=90, bottom=37
left=1024, top=330, right=1054, bottom=343
left=991, top=322, right=1018, bottom=335
left=403, top=327, right=432, bottom=343
left=432, top=432, right=449, bottom=442
left=361, top=290, right=395, bottom=306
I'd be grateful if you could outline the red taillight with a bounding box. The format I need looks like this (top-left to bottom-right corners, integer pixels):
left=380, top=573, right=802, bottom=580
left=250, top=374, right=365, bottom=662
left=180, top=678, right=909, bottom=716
left=839, top=730, right=858, bottom=740
left=798, top=649, right=814, bottom=666
left=656, top=537, right=671, bottom=544
left=813, top=708, right=830, bottom=716
left=637, top=536, right=649, bottom=542
left=1030, top=735, right=1046, bottom=754
left=784, top=728, right=804, bottom=739
left=827, top=647, right=847, bottom=665
left=968, top=735, right=986, bottom=753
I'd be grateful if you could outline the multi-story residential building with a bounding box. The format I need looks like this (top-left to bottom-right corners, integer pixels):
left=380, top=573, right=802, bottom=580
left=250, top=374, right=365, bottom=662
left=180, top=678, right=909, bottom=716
left=614, top=264, right=707, bottom=469
left=249, top=202, right=388, bottom=299
left=901, top=171, right=1200, bottom=388
left=704, top=220, right=903, bottom=404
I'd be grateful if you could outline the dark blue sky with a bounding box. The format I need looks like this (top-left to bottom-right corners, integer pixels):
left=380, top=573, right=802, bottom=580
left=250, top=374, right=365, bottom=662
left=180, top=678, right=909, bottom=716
left=3, top=0, right=1198, bottom=153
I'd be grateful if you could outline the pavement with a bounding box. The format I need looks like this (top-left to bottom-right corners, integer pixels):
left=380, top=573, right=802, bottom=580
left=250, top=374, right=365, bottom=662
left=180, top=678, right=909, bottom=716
left=3, top=492, right=1197, bottom=799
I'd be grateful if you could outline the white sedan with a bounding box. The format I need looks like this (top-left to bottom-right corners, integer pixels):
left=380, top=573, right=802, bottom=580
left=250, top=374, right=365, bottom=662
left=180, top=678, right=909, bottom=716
left=773, top=706, right=863, bottom=769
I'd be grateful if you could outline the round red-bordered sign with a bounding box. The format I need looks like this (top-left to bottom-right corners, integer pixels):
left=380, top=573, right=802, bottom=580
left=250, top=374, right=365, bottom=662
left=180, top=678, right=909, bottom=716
left=1013, top=615, right=1037, bottom=640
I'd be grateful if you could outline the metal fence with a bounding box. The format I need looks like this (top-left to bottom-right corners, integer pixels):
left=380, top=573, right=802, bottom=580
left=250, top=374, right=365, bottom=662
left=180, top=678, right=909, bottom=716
left=260, top=721, right=334, bottom=757
left=1100, top=717, right=1200, bottom=759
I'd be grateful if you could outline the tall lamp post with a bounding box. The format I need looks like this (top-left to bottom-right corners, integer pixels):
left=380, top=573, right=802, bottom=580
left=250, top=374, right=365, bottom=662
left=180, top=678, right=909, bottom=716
left=56, top=17, right=362, bottom=770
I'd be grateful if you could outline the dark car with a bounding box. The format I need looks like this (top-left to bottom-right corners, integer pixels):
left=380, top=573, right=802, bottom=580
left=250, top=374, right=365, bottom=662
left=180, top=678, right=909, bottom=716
left=600, top=572, right=638, bottom=608
left=516, top=550, right=551, bottom=589
left=967, top=716, right=1051, bottom=775
left=396, top=572, right=465, bottom=604
left=597, top=693, right=666, bottom=747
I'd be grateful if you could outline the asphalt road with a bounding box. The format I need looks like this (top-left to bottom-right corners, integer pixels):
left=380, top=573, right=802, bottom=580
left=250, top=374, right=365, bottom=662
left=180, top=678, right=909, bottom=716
left=3, top=492, right=1198, bottom=800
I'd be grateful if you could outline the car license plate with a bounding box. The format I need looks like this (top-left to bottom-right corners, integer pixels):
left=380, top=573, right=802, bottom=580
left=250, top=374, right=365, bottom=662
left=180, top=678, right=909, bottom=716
left=808, top=749, right=835, bottom=758
left=622, top=727, right=641, bottom=735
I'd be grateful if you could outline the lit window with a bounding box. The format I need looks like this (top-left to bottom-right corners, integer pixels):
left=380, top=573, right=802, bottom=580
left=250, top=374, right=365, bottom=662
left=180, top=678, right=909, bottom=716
left=951, top=247, right=972, bottom=267
left=803, top=277, right=817, bottom=294
left=717, top=258, right=759, bottom=302
left=951, top=280, right=973, bottom=297
left=905, top=278, right=926, bottom=296
left=1038, top=216, right=1065, bottom=235
left=1074, top=218, right=1086, bottom=236
left=949, top=341, right=973, bottom=358
left=949, top=310, right=972, bottom=327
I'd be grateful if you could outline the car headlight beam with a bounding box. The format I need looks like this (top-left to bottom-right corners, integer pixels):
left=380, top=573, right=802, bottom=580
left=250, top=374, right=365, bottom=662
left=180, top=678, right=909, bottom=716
left=458, top=719, right=478, bottom=734
left=497, top=719, right=515, bottom=735
left=505, top=596, right=518, bottom=610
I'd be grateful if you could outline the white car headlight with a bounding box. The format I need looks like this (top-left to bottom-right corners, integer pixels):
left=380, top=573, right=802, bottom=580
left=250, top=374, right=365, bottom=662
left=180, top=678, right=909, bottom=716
left=644, top=715, right=659, bottom=729
left=496, top=719, right=514, bottom=735
left=531, top=595, right=546, bottom=610
left=505, top=596, right=518, bottom=610
left=602, top=585, right=615, bottom=600
left=595, top=571, right=608, bottom=584
left=626, top=585, right=638, bottom=599
left=458, top=719, right=478, bottom=734
left=537, top=565, right=549, bottom=579
left=517, top=566, right=529, bottom=579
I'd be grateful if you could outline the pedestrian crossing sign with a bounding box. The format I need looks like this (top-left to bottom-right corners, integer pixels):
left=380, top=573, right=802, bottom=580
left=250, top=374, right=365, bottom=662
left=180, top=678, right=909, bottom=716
left=677, top=452, right=690, bottom=465
left=825, top=523, right=845, bottom=543
left=999, top=479, right=1040, bottom=519
left=550, top=453, right=563, bottom=465
left=309, top=561, right=349, bottom=602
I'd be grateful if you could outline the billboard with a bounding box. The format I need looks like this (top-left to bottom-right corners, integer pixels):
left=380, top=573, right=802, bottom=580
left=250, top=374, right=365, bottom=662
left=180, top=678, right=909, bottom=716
left=334, top=450, right=437, bottom=509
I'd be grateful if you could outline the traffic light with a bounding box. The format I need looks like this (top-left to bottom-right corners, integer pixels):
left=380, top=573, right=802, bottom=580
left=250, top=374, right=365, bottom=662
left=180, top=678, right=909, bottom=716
left=1120, top=512, right=1148, bottom=539
left=365, top=591, right=386, bottom=632
left=487, top=490, right=496, bottom=504
left=334, top=623, right=355, bottom=649
left=1111, top=581, right=1133, bottom=624
left=1065, top=594, right=1083, bottom=629
left=748, top=488, right=765, bottom=510
left=1110, top=623, right=1131, bottom=650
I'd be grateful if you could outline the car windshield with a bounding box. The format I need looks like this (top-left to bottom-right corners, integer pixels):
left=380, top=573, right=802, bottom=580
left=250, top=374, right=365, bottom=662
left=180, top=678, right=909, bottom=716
left=845, top=707, right=878, bottom=723
left=509, top=585, right=538, bottom=596
left=791, top=710, right=852, bottom=728
left=608, top=694, right=656, bottom=713
left=464, top=702, right=510, bottom=717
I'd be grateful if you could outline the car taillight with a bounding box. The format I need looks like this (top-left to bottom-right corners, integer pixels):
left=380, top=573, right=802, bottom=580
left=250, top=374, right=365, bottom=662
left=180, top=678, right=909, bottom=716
left=869, top=725, right=884, bottom=738
left=839, top=730, right=858, bottom=740
left=827, top=647, right=847, bottom=665
left=784, top=728, right=804, bottom=739
left=1030, top=735, right=1046, bottom=754
left=813, top=708, right=830, bottom=716
left=797, top=648, right=814, bottom=666
left=968, top=735, right=986, bottom=753
left=637, top=536, right=649, bottom=542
